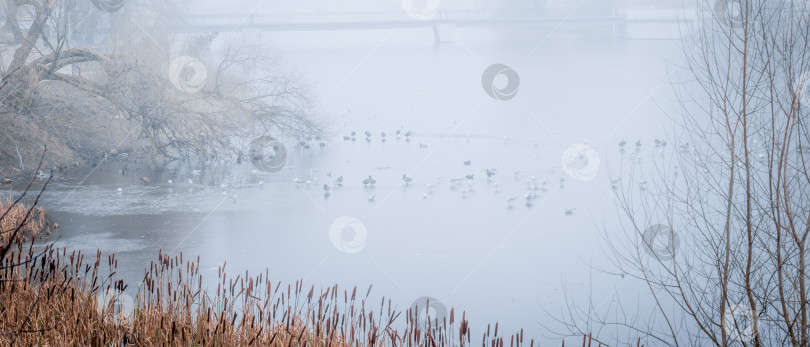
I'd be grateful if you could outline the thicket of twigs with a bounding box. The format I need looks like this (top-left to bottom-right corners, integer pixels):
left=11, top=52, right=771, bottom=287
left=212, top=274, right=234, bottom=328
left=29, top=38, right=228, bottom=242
left=0, top=0, right=322, bottom=174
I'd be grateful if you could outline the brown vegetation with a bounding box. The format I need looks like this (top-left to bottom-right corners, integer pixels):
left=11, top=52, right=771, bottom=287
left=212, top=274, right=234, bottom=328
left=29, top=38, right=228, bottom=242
left=0, top=196, right=50, bottom=245
left=0, top=235, right=536, bottom=346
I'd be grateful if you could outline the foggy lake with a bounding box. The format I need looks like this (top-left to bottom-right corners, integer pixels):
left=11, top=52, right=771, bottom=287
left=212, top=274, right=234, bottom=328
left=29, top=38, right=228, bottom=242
left=35, top=26, right=683, bottom=343
left=1, top=1, right=713, bottom=344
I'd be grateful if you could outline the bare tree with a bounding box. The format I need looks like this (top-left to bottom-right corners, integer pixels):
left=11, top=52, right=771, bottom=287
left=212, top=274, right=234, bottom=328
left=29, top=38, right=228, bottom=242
left=554, top=1, right=810, bottom=346
left=0, top=0, right=321, bottom=172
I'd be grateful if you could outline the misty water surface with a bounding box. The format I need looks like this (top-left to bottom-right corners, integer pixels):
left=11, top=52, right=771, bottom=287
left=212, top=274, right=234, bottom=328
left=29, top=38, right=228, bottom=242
left=20, top=10, right=690, bottom=342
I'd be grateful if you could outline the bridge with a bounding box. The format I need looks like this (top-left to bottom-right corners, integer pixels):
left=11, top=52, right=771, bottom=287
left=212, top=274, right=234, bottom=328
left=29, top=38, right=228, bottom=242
left=168, top=8, right=693, bottom=42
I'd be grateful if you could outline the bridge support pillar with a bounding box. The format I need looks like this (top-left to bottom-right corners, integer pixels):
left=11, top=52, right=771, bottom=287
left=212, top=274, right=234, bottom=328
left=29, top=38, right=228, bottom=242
left=433, top=23, right=456, bottom=44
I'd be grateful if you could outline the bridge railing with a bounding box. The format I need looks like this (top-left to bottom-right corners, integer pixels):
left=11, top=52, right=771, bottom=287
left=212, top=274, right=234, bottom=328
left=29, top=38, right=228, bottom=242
left=177, top=10, right=494, bottom=27
left=172, top=6, right=713, bottom=32
left=175, top=8, right=626, bottom=28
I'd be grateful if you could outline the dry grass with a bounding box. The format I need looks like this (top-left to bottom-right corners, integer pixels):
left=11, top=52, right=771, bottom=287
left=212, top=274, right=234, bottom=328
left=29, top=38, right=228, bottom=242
left=0, top=242, right=483, bottom=346
left=0, top=196, right=51, bottom=245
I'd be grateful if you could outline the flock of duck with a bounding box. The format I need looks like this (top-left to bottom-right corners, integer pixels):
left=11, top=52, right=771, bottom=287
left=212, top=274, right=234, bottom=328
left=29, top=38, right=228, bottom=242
left=113, top=133, right=676, bottom=214
left=278, top=131, right=668, bottom=213
left=284, top=133, right=688, bottom=214
left=293, top=166, right=562, bottom=209
left=106, top=133, right=796, bottom=218
left=298, top=129, right=430, bottom=152
left=342, top=129, right=413, bottom=143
